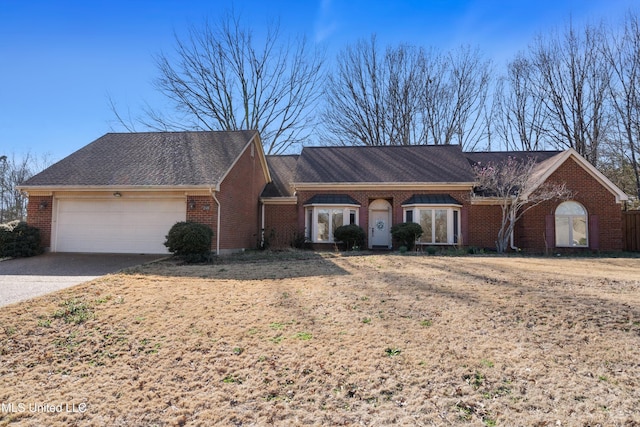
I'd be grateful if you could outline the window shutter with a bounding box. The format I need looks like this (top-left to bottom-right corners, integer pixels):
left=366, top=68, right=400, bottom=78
left=545, top=215, right=555, bottom=249
left=461, top=207, right=469, bottom=246
left=589, top=215, right=599, bottom=250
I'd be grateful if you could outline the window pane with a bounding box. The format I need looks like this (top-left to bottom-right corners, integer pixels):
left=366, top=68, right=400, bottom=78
left=332, top=210, right=344, bottom=234
left=419, top=210, right=432, bottom=243
left=572, top=217, right=587, bottom=246
left=406, top=210, right=413, bottom=223
left=434, top=209, right=448, bottom=243
left=349, top=210, right=356, bottom=225
left=556, top=201, right=586, bottom=216
left=317, top=210, right=329, bottom=241
left=306, top=209, right=313, bottom=240
left=555, top=216, right=570, bottom=247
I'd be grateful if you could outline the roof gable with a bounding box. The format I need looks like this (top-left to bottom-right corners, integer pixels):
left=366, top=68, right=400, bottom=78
left=293, top=145, right=474, bottom=184
left=525, top=148, right=629, bottom=203
left=22, top=130, right=259, bottom=188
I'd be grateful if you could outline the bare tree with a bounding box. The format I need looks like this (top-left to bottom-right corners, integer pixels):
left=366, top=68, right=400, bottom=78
left=322, top=36, right=388, bottom=146
left=473, top=156, right=571, bottom=253
left=603, top=11, right=640, bottom=200
left=0, top=152, right=51, bottom=222
left=114, top=12, right=324, bottom=154
left=493, top=53, right=549, bottom=151
left=322, top=36, right=424, bottom=146
left=422, top=45, right=491, bottom=150
left=323, top=38, right=490, bottom=149
left=528, top=21, right=612, bottom=164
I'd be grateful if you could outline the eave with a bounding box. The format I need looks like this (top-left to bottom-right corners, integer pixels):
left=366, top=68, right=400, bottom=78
left=260, top=196, right=298, bottom=205
left=16, top=184, right=220, bottom=197
left=291, top=182, right=474, bottom=191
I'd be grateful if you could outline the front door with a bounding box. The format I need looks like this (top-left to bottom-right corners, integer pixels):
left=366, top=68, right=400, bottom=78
left=368, top=199, right=392, bottom=248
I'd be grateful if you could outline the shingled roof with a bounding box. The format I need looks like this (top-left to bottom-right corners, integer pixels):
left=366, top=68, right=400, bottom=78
left=261, top=155, right=299, bottom=197
left=464, top=150, right=562, bottom=168
left=293, top=144, right=474, bottom=184
left=22, top=131, right=259, bottom=187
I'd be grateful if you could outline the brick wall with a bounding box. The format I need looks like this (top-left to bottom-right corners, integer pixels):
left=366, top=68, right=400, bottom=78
left=466, top=204, right=504, bottom=250
left=278, top=157, right=624, bottom=253
left=25, top=195, right=53, bottom=250
left=263, top=203, right=298, bottom=248
left=518, top=157, right=624, bottom=252
left=292, top=189, right=471, bottom=249
left=216, top=142, right=268, bottom=251
left=468, top=157, right=624, bottom=253
left=186, top=195, right=217, bottom=238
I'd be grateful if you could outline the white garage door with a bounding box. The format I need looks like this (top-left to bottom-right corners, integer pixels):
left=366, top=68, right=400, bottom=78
left=54, top=198, right=186, bottom=254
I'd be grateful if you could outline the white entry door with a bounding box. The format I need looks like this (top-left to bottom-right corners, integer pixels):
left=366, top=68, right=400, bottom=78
left=368, top=199, right=392, bottom=248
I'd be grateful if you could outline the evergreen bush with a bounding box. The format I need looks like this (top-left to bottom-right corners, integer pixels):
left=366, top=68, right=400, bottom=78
left=390, top=222, right=423, bottom=251
left=0, top=221, right=43, bottom=258
left=333, top=224, right=366, bottom=250
left=164, top=221, right=213, bottom=263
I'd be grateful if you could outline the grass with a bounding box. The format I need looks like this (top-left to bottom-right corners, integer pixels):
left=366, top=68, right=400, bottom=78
left=0, top=253, right=639, bottom=426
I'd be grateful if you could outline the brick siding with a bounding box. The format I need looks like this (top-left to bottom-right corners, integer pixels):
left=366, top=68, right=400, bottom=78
left=518, top=157, right=623, bottom=252
left=277, top=189, right=471, bottom=249
left=266, top=157, right=624, bottom=252
left=215, top=142, right=267, bottom=251
left=262, top=204, right=298, bottom=248
left=25, top=195, right=53, bottom=250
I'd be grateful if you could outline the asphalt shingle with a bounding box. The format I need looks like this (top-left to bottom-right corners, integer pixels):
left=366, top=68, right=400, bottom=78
left=23, top=131, right=258, bottom=187
left=293, top=145, right=475, bottom=183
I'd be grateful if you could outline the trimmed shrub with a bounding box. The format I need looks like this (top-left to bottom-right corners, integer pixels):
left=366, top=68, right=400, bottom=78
left=334, top=224, right=366, bottom=250
left=164, top=221, right=213, bottom=263
left=390, top=222, right=423, bottom=251
left=0, top=221, right=43, bottom=258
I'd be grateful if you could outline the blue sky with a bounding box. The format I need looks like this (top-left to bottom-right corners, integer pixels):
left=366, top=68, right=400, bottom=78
left=1, top=0, right=637, bottom=162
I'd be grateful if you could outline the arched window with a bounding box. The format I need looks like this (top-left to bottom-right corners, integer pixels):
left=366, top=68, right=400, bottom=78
left=555, top=201, right=588, bottom=247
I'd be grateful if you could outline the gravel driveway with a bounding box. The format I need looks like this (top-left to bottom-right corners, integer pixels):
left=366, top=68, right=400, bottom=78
left=0, top=253, right=165, bottom=307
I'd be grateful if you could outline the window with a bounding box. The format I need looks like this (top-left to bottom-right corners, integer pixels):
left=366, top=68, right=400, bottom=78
left=404, top=206, right=460, bottom=244
left=402, top=195, right=462, bottom=245
left=555, top=201, right=588, bottom=247
left=305, top=206, right=359, bottom=243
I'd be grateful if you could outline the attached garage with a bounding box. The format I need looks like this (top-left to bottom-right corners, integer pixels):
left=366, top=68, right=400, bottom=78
left=53, top=198, right=185, bottom=254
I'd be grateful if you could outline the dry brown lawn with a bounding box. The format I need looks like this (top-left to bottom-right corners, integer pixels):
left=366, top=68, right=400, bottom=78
left=1, top=252, right=640, bottom=426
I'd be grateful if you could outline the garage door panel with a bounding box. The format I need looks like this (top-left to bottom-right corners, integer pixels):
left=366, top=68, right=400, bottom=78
left=55, top=199, right=186, bottom=253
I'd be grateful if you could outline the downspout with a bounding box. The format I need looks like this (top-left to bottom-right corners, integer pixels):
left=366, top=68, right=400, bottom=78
left=211, top=187, right=221, bottom=256
left=260, top=202, right=265, bottom=249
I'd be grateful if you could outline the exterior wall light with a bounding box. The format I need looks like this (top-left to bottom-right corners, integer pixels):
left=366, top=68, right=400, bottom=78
left=188, top=201, right=197, bottom=210
left=113, top=192, right=122, bottom=197
left=39, top=201, right=48, bottom=210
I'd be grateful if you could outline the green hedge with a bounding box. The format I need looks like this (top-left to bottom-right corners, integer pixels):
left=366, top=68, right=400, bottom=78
left=334, top=224, right=366, bottom=250
left=0, top=221, right=43, bottom=258
left=164, top=221, right=213, bottom=263
left=390, top=222, right=423, bottom=251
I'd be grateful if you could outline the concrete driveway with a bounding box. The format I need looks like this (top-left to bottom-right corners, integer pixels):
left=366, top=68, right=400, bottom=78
left=0, top=253, right=165, bottom=307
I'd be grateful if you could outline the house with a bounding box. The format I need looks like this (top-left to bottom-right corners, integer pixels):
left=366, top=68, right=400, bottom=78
left=19, top=131, right=270, bottom=254
left=19, top=131, right=629, bottom=254
left=263, top=144, right=628, bottom=252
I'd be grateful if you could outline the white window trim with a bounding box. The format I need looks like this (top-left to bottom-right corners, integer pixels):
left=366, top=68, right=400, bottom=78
left=403, top=204, right=461, bottom=245
left=304, top=205, right=360, bottom=243
left=555, top=201, right=588, bottom=248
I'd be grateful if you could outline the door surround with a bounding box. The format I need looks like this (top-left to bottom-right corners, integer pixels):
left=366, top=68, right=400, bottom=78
left=368, top=199, right=392, bottom=249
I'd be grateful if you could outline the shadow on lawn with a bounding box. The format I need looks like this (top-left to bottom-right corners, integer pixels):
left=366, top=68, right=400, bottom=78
left=374, top=258, right=640, bottom=332
left=123, top=250, right=351, bottom=281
